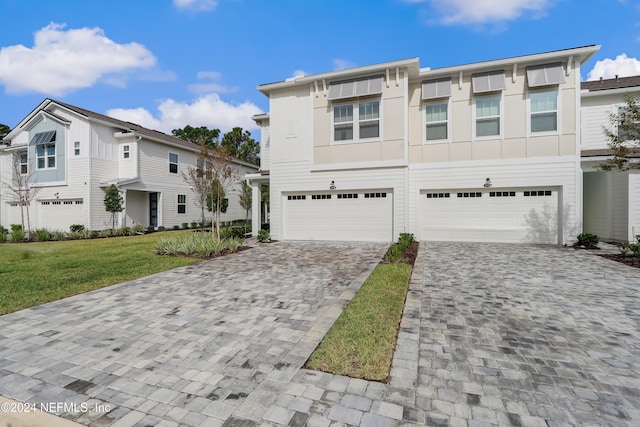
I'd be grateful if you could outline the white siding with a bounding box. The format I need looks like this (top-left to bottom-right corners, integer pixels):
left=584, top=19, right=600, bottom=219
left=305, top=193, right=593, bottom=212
left=612, top=171, right=629, bottom=241
left=581, top=102, right=614, bottom=149
left=269, top=86, right=313, bottom=163
left=270, top=160, right=405, bottom=241
left=630, top=172, right=640, bottom=240
left=409, top=158, right=579, bottom=244
left=260, top=122, right=270, bottom=171
left=583, top=172, right=608, bottom=238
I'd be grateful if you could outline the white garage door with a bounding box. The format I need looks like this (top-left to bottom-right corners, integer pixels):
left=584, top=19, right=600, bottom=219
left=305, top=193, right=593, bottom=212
left=38, top=199, right=85, bottom=230
left=283, top=190, right=393, bottom=241
left=420, top=188, right=559, bottom=244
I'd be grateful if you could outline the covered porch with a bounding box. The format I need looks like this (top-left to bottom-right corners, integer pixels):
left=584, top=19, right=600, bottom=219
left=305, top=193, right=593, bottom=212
left=245, top=171, right=270, bottom=237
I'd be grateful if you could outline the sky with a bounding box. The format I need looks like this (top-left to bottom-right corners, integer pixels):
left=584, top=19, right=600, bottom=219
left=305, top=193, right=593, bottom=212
left=1, top=0, right=639, bottom=140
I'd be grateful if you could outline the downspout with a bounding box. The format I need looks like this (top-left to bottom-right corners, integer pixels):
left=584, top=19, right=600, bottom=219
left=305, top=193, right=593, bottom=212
left=87, top=132, right=92, bottom=230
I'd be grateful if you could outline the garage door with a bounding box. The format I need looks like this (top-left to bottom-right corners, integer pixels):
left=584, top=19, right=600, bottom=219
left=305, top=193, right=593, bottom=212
left=283, top=190, right=392, bottom=241
left=38, top=199, right=85, bottom=230
left=420, top=188, right=559, bottom=243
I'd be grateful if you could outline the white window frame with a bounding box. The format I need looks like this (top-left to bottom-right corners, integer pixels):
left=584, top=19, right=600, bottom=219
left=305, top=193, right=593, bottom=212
left=123, top=145, right=130, bottom=159
left=169, top=152, right=179, bottom=174
left=19, top=151, right=28, bottom=175
left=528, top=88, right=560, bottom=136
left=74, top=141, right=80, bottom=156
left=424, top=101, right=450, bottom=143
left=36, top=143, right=56, bottom=170
left=473, top=94, right=503, bottom=140
left=332, top=98, right=381, bottom=144
left=177, top=194, right=186, bottom=214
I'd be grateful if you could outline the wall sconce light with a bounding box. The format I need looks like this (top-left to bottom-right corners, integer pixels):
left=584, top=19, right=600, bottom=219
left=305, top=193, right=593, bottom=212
left=54, top=192, right=59, bottom=199
left=483, top=178, right=492, bottom=188
left=329, top=180, right=336, bottom=190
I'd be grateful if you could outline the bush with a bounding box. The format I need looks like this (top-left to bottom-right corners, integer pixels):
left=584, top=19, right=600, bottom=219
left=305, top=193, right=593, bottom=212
left=133, top=224, right=145, bottom=234
left=173, top=225, right=180, bottom=230
left=146, top=226, right=155, bottom=233
left=576, top=233, right=599, bottom=249
left=629, top=243, right=640, bottom=257
left=0, top=226, right=8, bottom=243
left=10, top=224, right=24, bottom=242
left=157, top=226, right=166, bottom=232
left=191, top=221, right=198, bottom=229
left=182, top=222, right=189, bottom=229
left=80, top=229, right=93, bottom=240
left=70, top=224, right=85, bottom=233
left=34, top=229, right=51, bottom=242
left=90, top=230, right=100, bottom=239
left=155, top=234, right=243, bottom=257
left=257, top=229, right=270, bottom=243
left=99, top=229, right=113, bottom=238
left=385, top=233, right=416, bottom=262
left=221, top=226, right=246, bottom=239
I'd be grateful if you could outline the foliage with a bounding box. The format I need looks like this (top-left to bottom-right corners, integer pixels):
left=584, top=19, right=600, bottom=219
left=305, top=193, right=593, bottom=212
left=206, top=179, right=229, bottom=215
left=133, top=224, right=145, bottom=234
left=70, top=224, right=85, bottom=232
left=221, top=127, right=260, bottom=165
left=103, top=184, right=124, bottom=231
left=172, top=125, right=220, bottom=148
left=385, top=233, right=415, bottom=262
left=0, top=226, right=7, bottom=243
left=182, top=222, right=189, bottom=229
left=51, top=230, right=67, bottom=241
left=576, top=233, right=600, bottom=249
left=146, top=226, right=155, bottom=233
left=600, top=94, right=640, bottom=171
left=221, top=226, right=246, bottom=239
left=1, top=151, right=41, bottom=238
left=155, top=233, right=243, bottom=258
left=0, top=123, right=9, bottom=139
left=10, top=224, right=24, bottom=242
left=305, top=263, right=413, bottom=380
left=239, top=180, right=252, bottom=233
left=0, top=231, right=198, bottom=315
left=34, top=229, right=51, bottom=242
left=629, top=243, right=640, bottom=257
left=257, top=229, right=270, bottom=243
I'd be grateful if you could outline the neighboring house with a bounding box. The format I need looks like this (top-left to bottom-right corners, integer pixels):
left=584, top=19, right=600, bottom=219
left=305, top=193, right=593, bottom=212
left=581, top=76, right=640, bottom=242
left=247, top=45, right=600, bottom=244
left=0, top=99, right=258, bottom=231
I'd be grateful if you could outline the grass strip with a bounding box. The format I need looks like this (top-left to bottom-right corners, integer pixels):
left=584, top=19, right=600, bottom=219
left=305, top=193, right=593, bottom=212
left=0, top=231, right=199, bottom=315
left=305, top=262, right=413, bottom=381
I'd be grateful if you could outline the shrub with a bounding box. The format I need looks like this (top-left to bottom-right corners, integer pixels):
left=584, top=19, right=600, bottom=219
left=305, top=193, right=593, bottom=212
left=34, top=229, right=51, bottom=242
left=157, top=226, right=166, bottom=232
left=69, top=224, right=85, bottom=233
left=257, top=229, right=270, bottom=243
left=68, top=230, right=82, bottom=240
left=80, top=229, right=93, bottom=240
left=221, top=226, right=245, bottom=239
left=10, top=224, right=24, bottom=242
left=52, top=230, right=67, bottom=241
left=90, top=230, right=100, bottom=239
left=173, top=225, right=180, bottom=230
left=155, top=234, right=243, bottom=257
left=99, top=229, right=113, bottom=238
left=133, top=224, right=145, bottom=234
left=576, top=233, right=599, bottom=249
left=629, top=243, right=640, bottom=257
left=146, top=226, right=155, bottom=233
left=191, top=221, right=198, bottom=229
left=385, top=233, right=416, bottom=262
left=182, top=222, right=189, bottom=229
left=0, top=226, right=8, bottom=243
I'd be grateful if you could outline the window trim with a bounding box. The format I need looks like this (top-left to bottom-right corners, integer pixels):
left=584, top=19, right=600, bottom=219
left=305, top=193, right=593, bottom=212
left=473, top=94, right=503, bottom=140
left=123, top=145, right=130, bottom=159
left=36, top=143, right=56, bottom=170
left=177, top=194, right=186, bottom=214
left=331, top=98, right=382, bottom=144
left=74, top=141, right=80, bottom=156
left=169, top=152, right=179, bottom=174
left=19, top=151, right=28, bottom=175
left=424, top=100, right=450, bottom=144
left=528, top=87, right=560, bottom=136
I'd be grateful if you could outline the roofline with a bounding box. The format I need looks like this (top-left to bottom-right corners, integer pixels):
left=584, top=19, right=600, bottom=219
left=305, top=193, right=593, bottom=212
left=581, top=86, right=640, bottom=98
left=418, top=45, right=600, bottom=78
left=257, top=57, right=421, bottom=95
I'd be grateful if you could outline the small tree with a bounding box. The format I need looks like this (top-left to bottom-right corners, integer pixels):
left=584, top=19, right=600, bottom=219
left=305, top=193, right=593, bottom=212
left=206, top=145, right=237, bottom=238
left=239, top=180, right=252, bottom=233
left=1, top=151, right=40, bottom=238
left=207, top=179, right=228, bottom=227
left=182, top=139, right=214, bottom=230
left=599, top=94, right=640, bottom=171
left=104, top=184, right=123, bottom=232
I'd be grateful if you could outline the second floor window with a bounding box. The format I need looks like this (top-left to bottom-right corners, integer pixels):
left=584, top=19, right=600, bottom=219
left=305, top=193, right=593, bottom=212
left=169, top=153, right=178, bottom=173
left=123, top=145, right=130, bottom=159
left=74, top=141, right=80, bottom=156
left=37, top=143, right=55, bottom=169
left=476, top=95, right=501, bottom=138
left=333, top=100, right=380, bottom=142
left=177, top=194, right=186, bottom=214
left=19, top=151, right=28, bottom=174
left=530, top=89, right=558, bottom=133
left=425, top=103, right=448, bottom=141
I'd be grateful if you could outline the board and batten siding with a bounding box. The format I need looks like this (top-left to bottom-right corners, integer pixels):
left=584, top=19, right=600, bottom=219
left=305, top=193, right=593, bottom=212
left=269, top=160, right=406, bottom=241
left=630, top=172, right=640, bottom=239
left=409, top=158, right=579, bottom=244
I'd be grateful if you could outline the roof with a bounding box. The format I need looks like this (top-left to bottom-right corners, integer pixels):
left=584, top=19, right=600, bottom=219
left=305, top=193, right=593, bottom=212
left=581, top=75, right=640, bottom=92
left=582, top=148, right=640, bottom=158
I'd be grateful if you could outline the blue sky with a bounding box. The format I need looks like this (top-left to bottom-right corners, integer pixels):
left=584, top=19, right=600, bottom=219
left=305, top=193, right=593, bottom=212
left=1, top=0, right=639, bottom=138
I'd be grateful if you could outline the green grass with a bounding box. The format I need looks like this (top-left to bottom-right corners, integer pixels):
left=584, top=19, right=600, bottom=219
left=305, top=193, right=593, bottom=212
left=0, top=231, right=199, bottom=315
left=305, top=263, right=413, bottom=381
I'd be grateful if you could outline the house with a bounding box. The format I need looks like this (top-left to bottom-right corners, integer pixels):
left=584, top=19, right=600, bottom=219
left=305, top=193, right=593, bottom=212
left=0, top=99, right=258, bottom=232
left=581, top=76, right=640, bottom=242
left=247, top=45, right=601, bottom=244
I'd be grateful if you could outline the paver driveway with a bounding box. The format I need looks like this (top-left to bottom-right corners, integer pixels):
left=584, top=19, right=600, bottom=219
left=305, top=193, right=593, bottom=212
left=0, top=241, right=639, bottom=427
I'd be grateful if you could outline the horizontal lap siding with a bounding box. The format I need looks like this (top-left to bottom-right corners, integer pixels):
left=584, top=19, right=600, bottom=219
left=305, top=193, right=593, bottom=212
left=409, top=159, right=579, bottom=244
left=631, top=173, right=640, bottom=239
left=271, top=160, right=406, bottom=241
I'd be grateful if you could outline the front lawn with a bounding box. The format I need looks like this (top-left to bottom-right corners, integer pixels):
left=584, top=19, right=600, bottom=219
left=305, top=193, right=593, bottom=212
left=0, top=231, right=199, bottom=315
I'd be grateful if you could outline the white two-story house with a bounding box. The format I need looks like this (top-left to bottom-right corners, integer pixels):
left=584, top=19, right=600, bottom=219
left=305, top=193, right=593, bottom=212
left=248, top=45, right=600, bottom=244
left=581, top=76, right=640, bottom=242
left=0, top=99, right=258, bottom=231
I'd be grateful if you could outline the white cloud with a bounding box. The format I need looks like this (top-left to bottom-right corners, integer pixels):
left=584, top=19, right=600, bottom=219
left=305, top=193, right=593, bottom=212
left=0, top=23, right=158, bottom=96
left=333, top=59, right=357, bottom=70
left=173, top=0, right=218, bottom=11
left=406, top=0, right=553, bottom=24
left=587, top=54, right=640, bottom=81
left=107, top=93, right=261, bottom=134
left=188, top=71, right=236, bottom=94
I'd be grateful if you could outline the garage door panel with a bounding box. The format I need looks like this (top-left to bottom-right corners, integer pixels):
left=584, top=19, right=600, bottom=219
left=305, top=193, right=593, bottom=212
left=420, top=188, right=558, bottom=244
left=284, top=191, right=392, bottom=241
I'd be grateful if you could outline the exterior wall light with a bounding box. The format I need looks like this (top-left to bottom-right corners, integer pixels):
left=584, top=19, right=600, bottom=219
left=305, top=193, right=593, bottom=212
left=329, top=180, right=336, bottom=190
left=483, top=178, right=492, bottom=188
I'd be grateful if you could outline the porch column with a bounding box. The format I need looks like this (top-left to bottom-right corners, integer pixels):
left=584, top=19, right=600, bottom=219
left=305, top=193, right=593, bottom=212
left=251, top=181, right=261, bottom=237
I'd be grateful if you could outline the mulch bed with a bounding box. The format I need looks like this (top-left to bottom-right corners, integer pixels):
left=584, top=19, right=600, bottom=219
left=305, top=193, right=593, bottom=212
left=401, top=241, right=419, bottom=266
left=598, top=253, right=640, bottom=269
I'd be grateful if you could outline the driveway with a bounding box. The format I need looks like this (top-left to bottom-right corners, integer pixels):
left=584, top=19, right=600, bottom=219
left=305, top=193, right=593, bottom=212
left=0, top=241, right=638, bottom=427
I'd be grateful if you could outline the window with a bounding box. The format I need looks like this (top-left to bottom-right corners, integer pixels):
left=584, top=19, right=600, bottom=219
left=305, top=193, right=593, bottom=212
left=123, top=145, right=130, bottom=159
left=425, top=103, right=448, bottom=141
left=311, top=194, right=332, bottom=200
left=287, top=195, right=306, bottom=200
left=425, top=193, right=450, bottom=198
left=36, top=143, right=56, bottom=169
left=457, top=192, right=482, bottom=198
left=333, top=100, right=380, bottom=142
left=169, top=153, right=178, bottom=174
left=530, top=89, right=558, bottom=133
left=476, top=96, right=501, bottom=137
left=489, top=191, right=516, bottom=197
left=364, top=192, right=387, bottom=198
left=616, top=106, right=638, bottom=141
left=19, top=151, right=27, bottom=174
left=74, top=141, right=80, bottom=156
left=177, top=194, right=186, bottom=214
left=337, top=193, right=358, bottom=199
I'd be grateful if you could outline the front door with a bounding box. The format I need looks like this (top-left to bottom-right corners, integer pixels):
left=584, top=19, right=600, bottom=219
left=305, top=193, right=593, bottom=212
left=149, top=192, right=158, bottom=227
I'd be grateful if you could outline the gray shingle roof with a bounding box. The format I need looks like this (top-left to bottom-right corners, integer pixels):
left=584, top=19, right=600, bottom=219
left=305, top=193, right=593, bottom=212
left=581, top=75, right=640, bottom=91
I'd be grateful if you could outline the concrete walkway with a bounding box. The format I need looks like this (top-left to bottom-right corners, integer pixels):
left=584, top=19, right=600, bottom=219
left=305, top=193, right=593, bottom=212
left=0, top=241, right=639, bottom=426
